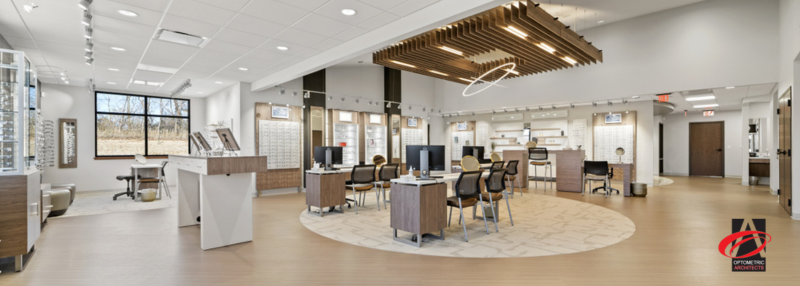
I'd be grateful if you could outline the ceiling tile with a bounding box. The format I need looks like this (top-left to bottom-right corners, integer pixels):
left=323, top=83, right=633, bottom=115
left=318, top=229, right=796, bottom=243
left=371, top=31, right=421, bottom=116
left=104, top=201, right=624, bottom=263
left=315, top=0, right=384, bottom=25
left=358, top=0, right=408, bottom=11
left=107, top=0, right=171, bottom=12
left=272, top=28, right=327, bottom=47
left=241, top=0, right=309, bottom=26
left=182, top=61, right=223, bottom=74
left=131, top=70, right=174, bottom=82
left=226, top=14, right=288, bottom=38
left=358, top=12, right=400, bottom=30
left=193, top=0, right=251, bottom=11
left=746, top=83, right=776, bottom=97
left=292, top=14, right=352, bottom=37
left=213, top=28, right=268, bottom=48
left=91, top=1, right=164, bottom=27
left=93, top=15, right=155, bottom=39
left=193, top=49, right=241, bottom=64
left=166, top=0, right=237, bottom=26
left=249, top=50, right=293, bottom=62
left=202, top=40, right=253, bottom=56
left=160, top=14, right=222, bottom=39
left=332, top=26, right=368, bottom=42
left=276, top=0, right=330, bottom=11
left=313, top=38, right=344, bottom=51
left=388, top=0, right=439, bottom=17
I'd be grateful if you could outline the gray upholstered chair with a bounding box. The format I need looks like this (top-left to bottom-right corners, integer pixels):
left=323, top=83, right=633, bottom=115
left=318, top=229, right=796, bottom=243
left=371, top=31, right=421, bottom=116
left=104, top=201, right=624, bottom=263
left=447, top=170, right=490, bottom=242
left=346, top=164, right=378, bottom=214
left=479, top=168, right=514, bottom=231
left=375, top=163, right=399, bottom=209
left=505, top=160, right=520, bottom=198
left=48, top=188, right=72, bottom=217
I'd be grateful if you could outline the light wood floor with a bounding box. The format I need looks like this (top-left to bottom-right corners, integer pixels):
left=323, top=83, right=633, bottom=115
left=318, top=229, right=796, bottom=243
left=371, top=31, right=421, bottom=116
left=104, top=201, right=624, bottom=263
left=1, top=177, right=798, bottom=285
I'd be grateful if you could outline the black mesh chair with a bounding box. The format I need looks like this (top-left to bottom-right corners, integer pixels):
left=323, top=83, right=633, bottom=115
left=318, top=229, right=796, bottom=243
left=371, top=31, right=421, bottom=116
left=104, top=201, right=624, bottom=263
left=346, top=165, right=378, bottom=213
left=478, top=168, right=515, bottom=232
left=529, top=148, right=553, bottom=191
left=584, top=161, right=611, bottom=197
left=447, top=170, right=490, bottom=242
left=593, top=167, right=620, bottom=195
left=375, top=163, right=399, bottom=209
left=489, top=161, right=505, bottom=171
left=505, top=160, right=520, bottom=198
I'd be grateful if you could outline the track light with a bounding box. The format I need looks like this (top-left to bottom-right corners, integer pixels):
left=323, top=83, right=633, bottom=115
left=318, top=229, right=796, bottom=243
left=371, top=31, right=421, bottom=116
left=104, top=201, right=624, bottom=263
left=608, top=101, right=612, bottom=106
left=279, top=87, right=285, bottom=95
left=570, top=104, right=575, bottom=109
left=492, top=110, right=496, bottom=115
left=368, top=100, right=373, bottom=105
left=552, top=105, right=556, bottom=110
left=422, top=107, right=426, bottom=111
left=525, top=107, right=530, bottom=111
left=340, top=97, right=345, bottom=102
left=85, top=40, right=93, bottom=52
left=291, top=91, right=297, bottom=97
left=472, top=112, right=475, bottom=116
left=84, top=52, right=93, bottom=59
left=592, top=102, right=597, bottom=108
left=623, top=99, right=628, bottom=104
left=408, top=106, right=411, bottom=110
left=23, top=2, right=38, bottom=12
left=386, top=102, right=391, bottom=108
left=328, top=95, right=332, bottom=101
left=304, top=92, right=310, bottom=99
left=504, top=109, right=508, bottom=113
left=538, top=106, right=543, bottom=111
left=355, top=98, right=360, bottom=103
left=397, top=104, right=401, bottom=109
left=78, top=0, right=92, bottom=10
left=81, top=11, right=92, bottom=26
left=170, top=79, right=192, bottom=97
left=84, top=27, right=93, bottom=39
left=85, top=58, right=93, bottom=65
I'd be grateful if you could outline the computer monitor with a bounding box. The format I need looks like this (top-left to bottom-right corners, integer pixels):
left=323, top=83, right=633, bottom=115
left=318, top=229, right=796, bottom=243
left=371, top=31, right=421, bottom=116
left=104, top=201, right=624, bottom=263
left=313, top=146, right=343, bottom=169
left=406, top=145, right=446, bottom=178
left=462, top=146, right=487, bottom=163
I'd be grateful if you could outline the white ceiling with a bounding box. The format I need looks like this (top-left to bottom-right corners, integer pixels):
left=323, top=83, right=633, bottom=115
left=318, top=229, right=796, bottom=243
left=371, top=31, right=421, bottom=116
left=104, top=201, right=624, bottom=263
left=656, top=83, right=777, bottom=114
left=0, top=0, right=447, bottom=97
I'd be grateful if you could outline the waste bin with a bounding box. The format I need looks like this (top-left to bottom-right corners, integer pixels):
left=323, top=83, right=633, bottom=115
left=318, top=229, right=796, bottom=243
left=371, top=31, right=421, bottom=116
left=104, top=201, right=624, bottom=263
left=632, top=183, right=647, bottom=197
left=749, top=176, right=758, bottom=186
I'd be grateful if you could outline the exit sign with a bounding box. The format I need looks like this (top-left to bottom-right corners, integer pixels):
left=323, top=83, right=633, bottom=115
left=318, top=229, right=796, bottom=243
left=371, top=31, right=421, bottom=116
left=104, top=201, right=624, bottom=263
left=658, top=94, right=670, bottom=102
left=703, top=110, right=715, bottom=116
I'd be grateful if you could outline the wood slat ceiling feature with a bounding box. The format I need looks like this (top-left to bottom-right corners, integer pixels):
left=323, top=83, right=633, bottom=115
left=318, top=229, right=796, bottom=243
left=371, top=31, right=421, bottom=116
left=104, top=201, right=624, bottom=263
left=373, top=0, right=603, bottom=85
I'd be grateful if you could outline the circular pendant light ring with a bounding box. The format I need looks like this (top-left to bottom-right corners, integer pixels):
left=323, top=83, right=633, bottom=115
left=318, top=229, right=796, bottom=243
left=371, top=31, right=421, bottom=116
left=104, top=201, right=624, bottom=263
left=462, top=62, right=516, bottom=97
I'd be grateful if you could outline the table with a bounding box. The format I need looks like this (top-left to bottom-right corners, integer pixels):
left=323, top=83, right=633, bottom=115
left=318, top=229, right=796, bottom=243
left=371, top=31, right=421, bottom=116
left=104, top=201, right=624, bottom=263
left=389, top=172, right=489, bottom=247
left=305, top=170, right=347, bottom=217
left=580, top=162, right=633, bottom=197
left=131, top=164, right=163, bottom=200
left=169, top=155, right=267, bottom=250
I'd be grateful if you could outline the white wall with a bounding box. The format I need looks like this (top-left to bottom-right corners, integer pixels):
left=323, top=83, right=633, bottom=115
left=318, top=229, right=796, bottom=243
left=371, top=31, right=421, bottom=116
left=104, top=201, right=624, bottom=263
left=401, top=71, right=436, bottom=119
left=41, top=84, right=206, bottom=192
left=662, top=110, right=742, bottom=177
left=741, top=101, right=773, bottom=185
left=204, top=83, right=241, bottom=140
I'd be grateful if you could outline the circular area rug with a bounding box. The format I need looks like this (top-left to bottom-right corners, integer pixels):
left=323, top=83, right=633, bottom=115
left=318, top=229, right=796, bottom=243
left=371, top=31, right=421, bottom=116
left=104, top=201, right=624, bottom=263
left=300, top=194, right=635, bottom=258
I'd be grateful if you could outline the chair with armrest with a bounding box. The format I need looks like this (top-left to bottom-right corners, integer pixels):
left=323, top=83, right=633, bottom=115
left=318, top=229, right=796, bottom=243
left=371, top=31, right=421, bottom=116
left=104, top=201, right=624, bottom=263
left=447, top=170, right=490, bottom=242
left=346, top=164, right=378, bottom=214
left=584, top=161, right=611, bottom=197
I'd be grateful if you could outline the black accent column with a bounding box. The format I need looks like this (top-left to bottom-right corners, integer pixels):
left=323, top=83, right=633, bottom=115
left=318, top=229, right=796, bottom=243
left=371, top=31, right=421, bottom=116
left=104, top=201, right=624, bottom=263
left=384, top=67, right=401, bottom=163
left=303, top=70, right=326, bottom=187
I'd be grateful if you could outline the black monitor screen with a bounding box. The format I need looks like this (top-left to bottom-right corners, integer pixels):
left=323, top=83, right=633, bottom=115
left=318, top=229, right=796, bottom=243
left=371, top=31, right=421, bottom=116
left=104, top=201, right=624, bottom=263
left=462, top=146, right=485, bottom=160
left=406, top=145, right=446, bottom=171
left=313, top=146, right=343, bottom=165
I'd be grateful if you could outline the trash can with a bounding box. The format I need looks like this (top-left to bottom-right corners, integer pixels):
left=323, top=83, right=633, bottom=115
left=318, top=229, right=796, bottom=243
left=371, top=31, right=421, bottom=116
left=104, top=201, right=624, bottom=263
left=632, top=183, right=647, bottom=197
left=139, top=188, right=157, bottom=202
left=749, top=176, right=758, bottom=186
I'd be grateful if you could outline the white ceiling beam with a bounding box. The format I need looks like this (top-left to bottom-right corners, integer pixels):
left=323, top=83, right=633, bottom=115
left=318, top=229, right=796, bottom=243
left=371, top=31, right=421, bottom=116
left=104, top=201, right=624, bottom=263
left=250, top=0, right=506, bottom=92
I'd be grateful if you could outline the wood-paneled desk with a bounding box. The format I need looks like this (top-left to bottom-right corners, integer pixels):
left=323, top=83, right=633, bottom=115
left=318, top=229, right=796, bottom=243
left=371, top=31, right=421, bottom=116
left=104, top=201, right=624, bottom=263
left=389, top=172, right=489, bottom=247
left=305, top=170, right=347, bottom=217
left=579, top=162, right=633, bottom=197
left=169, top=155, right=267, bottom=250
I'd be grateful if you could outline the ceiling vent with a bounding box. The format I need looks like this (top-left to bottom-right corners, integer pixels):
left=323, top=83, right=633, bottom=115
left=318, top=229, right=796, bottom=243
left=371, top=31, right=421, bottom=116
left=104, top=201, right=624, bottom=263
left=155, top=29, right=208, bottom=47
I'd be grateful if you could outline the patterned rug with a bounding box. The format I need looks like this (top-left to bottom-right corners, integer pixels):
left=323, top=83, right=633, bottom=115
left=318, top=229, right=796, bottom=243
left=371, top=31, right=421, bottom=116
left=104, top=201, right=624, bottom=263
left=653, top=176, right=674, bottom=187
left=50, top=188, right=177, bottom=219
left=300, top=194, right=635, bottom=258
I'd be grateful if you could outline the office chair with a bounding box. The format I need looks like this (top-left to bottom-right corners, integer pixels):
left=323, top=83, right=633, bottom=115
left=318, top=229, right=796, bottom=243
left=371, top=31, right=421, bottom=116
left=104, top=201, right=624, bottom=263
left=489, top=161, right=505, bottom=171
left=505, top=160, right=520, bottom=198
left=346, top=164, right=378, bottom=214
left=592, top=167, right=620, bottom=195
left=460, top=155, right=481, bottom=172
left=584, top=161, right=611, bottom=197
left=476, top=168, right=514, bottom=232
left=376, top=163, right=399, bottom=209
left=490, top=152, right=502, bottom=162
left=447, top=170, right=490, bottom=242
left=529, top=147, right=553, bottom=191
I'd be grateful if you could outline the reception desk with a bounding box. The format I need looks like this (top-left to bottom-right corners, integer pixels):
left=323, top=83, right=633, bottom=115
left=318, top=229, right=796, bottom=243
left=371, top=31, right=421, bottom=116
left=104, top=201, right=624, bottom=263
left=554, top=150, right=586, bottom=192
left=169, top=155, right=268, bottom=250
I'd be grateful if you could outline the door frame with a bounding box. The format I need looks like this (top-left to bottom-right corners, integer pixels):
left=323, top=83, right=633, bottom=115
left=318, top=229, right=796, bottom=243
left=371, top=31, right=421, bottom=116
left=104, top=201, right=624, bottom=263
left=688, top=121, right=725, bottom=177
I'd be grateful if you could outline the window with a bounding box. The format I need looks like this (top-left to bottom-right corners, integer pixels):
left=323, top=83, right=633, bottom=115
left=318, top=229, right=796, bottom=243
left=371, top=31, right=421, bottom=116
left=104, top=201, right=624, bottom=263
left=95, top=92, right=190, bottom=157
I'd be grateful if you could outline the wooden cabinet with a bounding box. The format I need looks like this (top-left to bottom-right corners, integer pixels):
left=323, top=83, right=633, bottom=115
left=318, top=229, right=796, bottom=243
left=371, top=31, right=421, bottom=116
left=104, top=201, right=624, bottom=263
left=0, top=171, right=42, bottom=271
left=748, top=158, right=770, bottom=177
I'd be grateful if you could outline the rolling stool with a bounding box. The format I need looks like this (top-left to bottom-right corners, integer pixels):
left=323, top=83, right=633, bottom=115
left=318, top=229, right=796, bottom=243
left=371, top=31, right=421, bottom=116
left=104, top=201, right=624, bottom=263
left=113, top=175, right=135, bottom=200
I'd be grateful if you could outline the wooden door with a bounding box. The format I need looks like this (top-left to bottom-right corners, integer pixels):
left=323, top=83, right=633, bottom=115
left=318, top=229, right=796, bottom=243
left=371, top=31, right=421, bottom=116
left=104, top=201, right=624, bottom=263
left=689, top=122, right=724, bottom=177
left=779, top=87, right=792, bottom=215
left=659, top=123, right=664, bottom=175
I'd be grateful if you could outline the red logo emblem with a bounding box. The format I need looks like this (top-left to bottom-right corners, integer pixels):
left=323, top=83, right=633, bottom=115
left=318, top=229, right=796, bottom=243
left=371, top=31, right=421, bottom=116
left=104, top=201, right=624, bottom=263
left=718, top=231, right=772, bottom=259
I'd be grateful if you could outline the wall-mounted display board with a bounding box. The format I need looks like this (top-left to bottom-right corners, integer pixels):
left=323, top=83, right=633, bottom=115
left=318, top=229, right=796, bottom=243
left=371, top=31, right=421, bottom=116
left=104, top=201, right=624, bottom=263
left=327, top=109, right=359, bottom=166
left=359, top=112, right=386, bottom=164
left=593, top=111, right=637, bottom=181
left=59, top=118, right=77, bottom=168
left=570, top=119, right=588, bottom=150
left=449, top=121, right=475, bottom=162
left=255, top=103, right=303, bottom=192
left=400, top=116, right=426, bottom=174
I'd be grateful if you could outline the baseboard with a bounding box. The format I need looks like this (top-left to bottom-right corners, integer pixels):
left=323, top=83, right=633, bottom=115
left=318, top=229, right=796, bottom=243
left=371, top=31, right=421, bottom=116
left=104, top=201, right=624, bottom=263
left=793, top=213, right=800, bottom=220
left=770, top=188, right=778, bottom=195
left=256, top=187, right=301, bottom=197
left=661, top=173, right=689, bottom=177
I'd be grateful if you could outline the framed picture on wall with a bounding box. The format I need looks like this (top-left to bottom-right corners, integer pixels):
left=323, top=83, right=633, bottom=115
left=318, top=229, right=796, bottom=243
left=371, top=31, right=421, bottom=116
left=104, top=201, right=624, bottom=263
left=605, top=113, right=622, bottom=124
left=457, top=122, right=468, bottom=131
left=272, top=106, right=290, bottom=119
left=408, top=118, right=418, bottom=127
left=369, top=114, right=382, bottom=124
left=339, top=111, right=353, bottom=122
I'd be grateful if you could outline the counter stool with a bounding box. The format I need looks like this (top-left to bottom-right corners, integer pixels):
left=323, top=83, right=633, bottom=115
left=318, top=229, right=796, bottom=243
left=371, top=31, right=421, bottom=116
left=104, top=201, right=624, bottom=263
left=505, top=160, right=520, bottom=198
left=529, top=147, right=553, bottom=191
left=114, top=175, right=135, bottom=201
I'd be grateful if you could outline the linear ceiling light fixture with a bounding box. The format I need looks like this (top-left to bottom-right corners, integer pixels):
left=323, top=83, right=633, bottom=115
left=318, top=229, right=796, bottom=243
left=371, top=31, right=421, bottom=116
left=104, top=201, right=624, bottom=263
left=440, top=46, right=463, bottom=55
left=504, top=26, right=527, bottom=39
left=462, top=63, right=516, bottom=97
left=685, top=95, right=715, bottom=101
left=536, top=43, right=556, bottom=53
left=171, top=79, right=192, bottom=97
left=118, top=9, right=138, bottom=17
left=429, top=70, right=449, bottom=76
left=504, top=68, right=519, bottom=75
left=693, top=104, right=719, bottom=108
left=277, top=46, right=289, bottom=51
left=563, top=56, right=578, bottom=65
left=391, top=61, right=415, bottom=68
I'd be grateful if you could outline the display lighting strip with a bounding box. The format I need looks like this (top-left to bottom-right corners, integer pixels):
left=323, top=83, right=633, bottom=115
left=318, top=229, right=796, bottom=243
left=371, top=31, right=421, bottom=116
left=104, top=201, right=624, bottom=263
left=275, top=86, right=439, bottom=114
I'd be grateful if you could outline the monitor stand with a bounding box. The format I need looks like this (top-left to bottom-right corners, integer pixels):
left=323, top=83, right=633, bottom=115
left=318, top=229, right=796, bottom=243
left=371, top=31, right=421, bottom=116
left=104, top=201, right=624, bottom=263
left=324, top=148, right=338, bottom=171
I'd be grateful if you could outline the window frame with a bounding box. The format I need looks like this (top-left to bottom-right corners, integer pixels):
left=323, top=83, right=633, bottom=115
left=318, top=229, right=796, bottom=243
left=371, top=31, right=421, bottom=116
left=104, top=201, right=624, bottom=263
left=94, top=91, right=191, bottom=158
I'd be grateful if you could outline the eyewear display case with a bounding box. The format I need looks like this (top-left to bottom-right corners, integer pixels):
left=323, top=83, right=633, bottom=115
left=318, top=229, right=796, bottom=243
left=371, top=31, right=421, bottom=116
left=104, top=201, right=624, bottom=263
left=359, top=112, right=387, bottom=164
left=328, top=109, right=359, bottom=166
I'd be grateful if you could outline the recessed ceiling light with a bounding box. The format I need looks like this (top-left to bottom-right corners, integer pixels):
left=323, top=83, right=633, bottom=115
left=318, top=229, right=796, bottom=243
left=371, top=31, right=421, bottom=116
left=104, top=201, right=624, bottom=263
left=107, top=82, right=116, bottom=85
left=215, top=81, right=223, bottom=84
left=198, top=92, right=204, bottom=94
left=597, top=20, right=605, bottom=24
left=108, top=68, right=119, bottom=71
left=632, top=95, right=640, bottom=99
left=341, top=9, right=356, bottom=16
left=725, top=86, right=735, bottom=89
left=111, top=47, right=126, bottom=51
left=685, top=95, right=715, bottom=101
left=276, top=46, right=289, bottom=51
left=238, top=67, right=249, bottom=71
left=118, top=9, right=138, bottom=17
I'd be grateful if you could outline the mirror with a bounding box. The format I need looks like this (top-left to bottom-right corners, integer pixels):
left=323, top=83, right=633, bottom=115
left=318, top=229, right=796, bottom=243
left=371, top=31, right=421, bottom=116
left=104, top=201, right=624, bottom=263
left=391, top=114, right=401, bottom=163
left=59, top=118, right=77, bottom=168
left=748, top=118, right=766, bottom=156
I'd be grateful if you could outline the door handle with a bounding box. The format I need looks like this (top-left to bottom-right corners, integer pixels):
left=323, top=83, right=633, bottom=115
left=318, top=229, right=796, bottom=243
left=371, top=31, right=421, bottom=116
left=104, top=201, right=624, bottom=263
left=778, top=149, right=786, bottom=155
left=716, top=149, right=722, bottom=152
